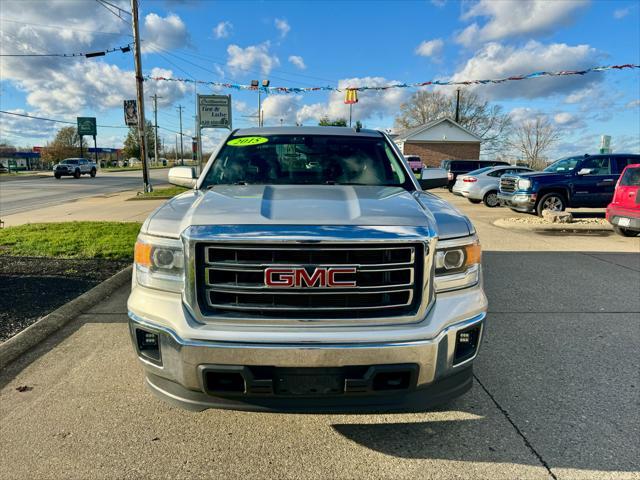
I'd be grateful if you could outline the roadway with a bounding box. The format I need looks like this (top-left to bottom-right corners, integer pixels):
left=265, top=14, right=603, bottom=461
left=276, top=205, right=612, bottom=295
left=0, top=169, right=170, bottom=216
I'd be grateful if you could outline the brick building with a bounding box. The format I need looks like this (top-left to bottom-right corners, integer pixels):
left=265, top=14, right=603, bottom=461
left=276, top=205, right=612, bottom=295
left=393, top=118, right=481, bottom=167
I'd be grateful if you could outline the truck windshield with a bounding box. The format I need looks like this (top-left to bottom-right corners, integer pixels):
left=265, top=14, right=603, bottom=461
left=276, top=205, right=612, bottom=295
left=202, top=135, right=410, bottom=188
left=544, top=156, right=581, bottom=173
left=61, top=159, right=79, bottom=165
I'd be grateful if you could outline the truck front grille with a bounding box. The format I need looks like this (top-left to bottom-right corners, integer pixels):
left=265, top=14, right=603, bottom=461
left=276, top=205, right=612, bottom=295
left=500, top=176, right=518, bottom=193
left=195, top=243, right=424, bottom=319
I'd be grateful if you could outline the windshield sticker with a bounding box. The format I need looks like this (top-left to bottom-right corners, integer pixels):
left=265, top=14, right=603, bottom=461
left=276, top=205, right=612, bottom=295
left=227, top=136, right=269, bottom=147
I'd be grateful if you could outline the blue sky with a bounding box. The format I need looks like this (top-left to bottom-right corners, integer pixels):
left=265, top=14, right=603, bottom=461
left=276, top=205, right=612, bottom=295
left=1, top=0, right=638, bottom=157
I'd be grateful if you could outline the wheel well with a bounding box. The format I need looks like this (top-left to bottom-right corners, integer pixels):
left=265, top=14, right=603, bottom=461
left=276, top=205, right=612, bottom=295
left=537, top=188, right=569, bottom=204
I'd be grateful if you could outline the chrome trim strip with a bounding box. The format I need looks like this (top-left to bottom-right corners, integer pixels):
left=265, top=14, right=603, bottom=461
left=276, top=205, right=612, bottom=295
left=128, top=311, right=485, bottom=349
left=204, top=261, right=415, bottom=269
left=434, top=265, right=480, bottom=293
left=181, top=225, right=436, bottom=327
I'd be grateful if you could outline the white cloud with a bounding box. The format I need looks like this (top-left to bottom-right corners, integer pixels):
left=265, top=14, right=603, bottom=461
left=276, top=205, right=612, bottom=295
left=564, top=87, right=596, bottom=104
left=626, top=99, right=640, bottom=109
left=553, top=112, right=585, bottom=128
left=509, top=107, right=543, bottom=125
left=226, top=43, right=280, bottom=76
left=431, top=0, right=446, bottom=7
left=261, top=95, right=303, bottom=125
left=296, top=77, right=410, bottom=125
left=415, top=38, right=444, bottom=58
left=274, top=18, right=291, bottom=38
left=142, top=13, right=190, bottom=52
left=288, top=55, right=306, bottom=69
left=0, top=109, right=58, bottom=142
left=213, top=21, right=232, bottom=39
left=448, top=41, right=602, bottom=100
left=613, top=7, right=630, bottom=19
left=456, top=0, right=589, bottom=46
left=0, top=2, right=188, bottom=121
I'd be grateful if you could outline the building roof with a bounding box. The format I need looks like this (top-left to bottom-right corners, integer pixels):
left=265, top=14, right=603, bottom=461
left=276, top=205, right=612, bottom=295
left=393, top=117, right=482, bottom=142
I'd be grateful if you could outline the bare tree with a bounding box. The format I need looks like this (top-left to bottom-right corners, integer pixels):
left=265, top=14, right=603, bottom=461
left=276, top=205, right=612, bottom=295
left=394, top=90, right=511, bottom=155
left=508, top=116, right=560, bottom=170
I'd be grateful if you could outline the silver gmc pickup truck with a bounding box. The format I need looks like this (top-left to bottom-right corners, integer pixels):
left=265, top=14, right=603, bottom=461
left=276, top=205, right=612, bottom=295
left=128, top=126, right=487, bottom=412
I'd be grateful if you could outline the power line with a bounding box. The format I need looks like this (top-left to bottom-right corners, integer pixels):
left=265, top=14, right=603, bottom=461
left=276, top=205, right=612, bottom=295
left=0, top=43, right=132, bottom=58
left=0, top=110, right=128, bottom=129
left=0, top=18, right=131, bottom=37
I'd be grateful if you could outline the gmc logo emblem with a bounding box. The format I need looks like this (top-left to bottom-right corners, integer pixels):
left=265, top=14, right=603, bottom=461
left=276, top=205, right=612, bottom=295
left=264, top=267, right=357, bottom=288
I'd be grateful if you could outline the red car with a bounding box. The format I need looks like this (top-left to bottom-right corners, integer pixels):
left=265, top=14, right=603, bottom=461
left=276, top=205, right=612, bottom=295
left=606, top=163, right=640, bottom=237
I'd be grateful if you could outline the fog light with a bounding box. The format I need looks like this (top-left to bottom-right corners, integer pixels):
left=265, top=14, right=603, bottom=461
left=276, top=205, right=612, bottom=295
left=454, top=325, right=481, bottom=365
left=136, top=328, right=161, bottom=364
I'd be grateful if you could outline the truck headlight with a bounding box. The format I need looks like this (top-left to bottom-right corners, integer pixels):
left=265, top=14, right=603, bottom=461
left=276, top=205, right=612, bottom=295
left=434, top=237, right=481, bottom=293
left=517, top=179, right=531, bottom=190
left=134, top=234, right=184, bottom=292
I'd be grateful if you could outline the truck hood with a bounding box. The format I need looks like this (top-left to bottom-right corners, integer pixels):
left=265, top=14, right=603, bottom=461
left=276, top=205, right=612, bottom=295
left=510, top=171, right=569, bottom=181
left=142, top=185, right=473, bottom=239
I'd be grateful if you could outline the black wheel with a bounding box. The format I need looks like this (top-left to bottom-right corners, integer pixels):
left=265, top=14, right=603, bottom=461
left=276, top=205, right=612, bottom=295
left=613, top=226, right=638, bottom=237
left=90, top=168, right=96, bottom=178
left=483, top=190, right=500, bottom=208
left=54, top=173, right=61, bottom=179
left=536, top=192, right=566, bottom=217
left=468, top=198, right=482, bottom=204
left=73, top=169, right=81, bottom=179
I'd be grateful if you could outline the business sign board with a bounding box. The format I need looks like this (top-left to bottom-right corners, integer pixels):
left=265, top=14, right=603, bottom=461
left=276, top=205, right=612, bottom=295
left=77, top=117, right=97, bottom=136
left=124, top=100, right=137, bottom=126
left=199, top=95, right=232, bottom=129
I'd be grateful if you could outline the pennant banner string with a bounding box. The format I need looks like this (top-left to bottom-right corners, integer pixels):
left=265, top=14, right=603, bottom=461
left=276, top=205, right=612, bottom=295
left=143, top=64, right=639, bottom=94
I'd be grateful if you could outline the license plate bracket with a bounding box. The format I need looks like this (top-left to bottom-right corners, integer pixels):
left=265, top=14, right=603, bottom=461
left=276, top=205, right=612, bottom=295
left=274, top=369, right=345, bottom=396
left=618, top=217, right=631, bottom=227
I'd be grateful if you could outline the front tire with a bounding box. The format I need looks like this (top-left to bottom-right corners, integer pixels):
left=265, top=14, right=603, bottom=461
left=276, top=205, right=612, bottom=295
left=54, top=173, right=61, bottom=179
left=90, top=168, right=96, bottom=178
left=73, top=169, right=81, bottom=179
left=483, top=190, right=500, bottom=208
left=613, top=226, right=638, bottom=237
left=468, top=199, right=482, bottom=204
left=536, top=192, right=566, bottom=217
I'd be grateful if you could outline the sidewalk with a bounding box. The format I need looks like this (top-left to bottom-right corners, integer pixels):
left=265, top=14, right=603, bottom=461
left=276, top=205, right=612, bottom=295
left=2, top=190, right=166, bottom=227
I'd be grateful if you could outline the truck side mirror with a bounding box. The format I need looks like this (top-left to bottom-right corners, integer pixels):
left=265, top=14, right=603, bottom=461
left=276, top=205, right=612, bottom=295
left=577, top=168, right=593, bottom=176
left=168, top=166, right=197, bottom=188
left=418, top=167, right=449, bottom=190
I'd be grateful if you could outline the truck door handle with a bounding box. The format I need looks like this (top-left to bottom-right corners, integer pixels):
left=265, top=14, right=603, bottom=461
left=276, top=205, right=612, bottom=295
left=602, top=179, right=614, bottom=182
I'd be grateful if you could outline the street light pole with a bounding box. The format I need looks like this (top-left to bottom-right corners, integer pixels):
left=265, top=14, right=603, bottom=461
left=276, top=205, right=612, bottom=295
left=177, top=104, right=184, bottom=165
left=130, top=0, right=151, bottom=192
left=151, top=93, right=162, bottom=166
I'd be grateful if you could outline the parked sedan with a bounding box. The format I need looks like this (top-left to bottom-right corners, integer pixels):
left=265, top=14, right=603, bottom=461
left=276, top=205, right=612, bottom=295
left=453, top=165, right=533, bottom=207
left=606, top=163, right=640, bottom=237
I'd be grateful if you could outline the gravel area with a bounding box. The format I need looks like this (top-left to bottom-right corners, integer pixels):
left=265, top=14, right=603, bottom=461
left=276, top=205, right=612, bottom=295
left=0, top=256, right=128, bottom=342
left=500, top=216, right=609, bottom=225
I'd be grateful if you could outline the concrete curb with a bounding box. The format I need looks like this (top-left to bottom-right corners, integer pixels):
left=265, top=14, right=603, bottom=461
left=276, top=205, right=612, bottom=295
left=0, top=265, right=132, bottom=370
left=493, top=218, right=613, bottom=231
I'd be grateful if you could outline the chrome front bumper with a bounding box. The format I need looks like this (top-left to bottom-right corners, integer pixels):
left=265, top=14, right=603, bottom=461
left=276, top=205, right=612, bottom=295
left=127, top=278, right=487, bottom=410
left=497, top=192, right=537, bottom=211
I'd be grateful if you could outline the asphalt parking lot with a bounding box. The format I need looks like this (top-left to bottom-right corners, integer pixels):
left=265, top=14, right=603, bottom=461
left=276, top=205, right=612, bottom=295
left=1, top=192, right=638, bottom=480
left=0, top=168, right=169, bottom=216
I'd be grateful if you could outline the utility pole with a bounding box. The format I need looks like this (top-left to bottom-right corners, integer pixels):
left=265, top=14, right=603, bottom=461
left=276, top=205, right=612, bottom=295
left=176, top=105, right=185, bottom=165
left=175, top=134, right=179, bottom=164
left=151, top=93, right=162, bottom=166
left=130, top=0, right=151, bottom=192
left=455, top=88, right=461, bottom=123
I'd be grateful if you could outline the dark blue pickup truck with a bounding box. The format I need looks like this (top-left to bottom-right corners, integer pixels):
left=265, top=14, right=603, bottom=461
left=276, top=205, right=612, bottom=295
left=498, top=153, right=640, bottom=216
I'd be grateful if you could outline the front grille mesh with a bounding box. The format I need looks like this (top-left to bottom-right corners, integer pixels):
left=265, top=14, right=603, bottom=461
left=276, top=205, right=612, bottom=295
left=500, top=176, right=518, bottom=193
left=195, top=243, right=424, bottom=319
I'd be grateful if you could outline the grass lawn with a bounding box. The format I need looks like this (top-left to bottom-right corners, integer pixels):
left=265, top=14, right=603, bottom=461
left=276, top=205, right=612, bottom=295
left=132, top=186, right=189, bottom=199
left=0, top=222, right=142, bottom=261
